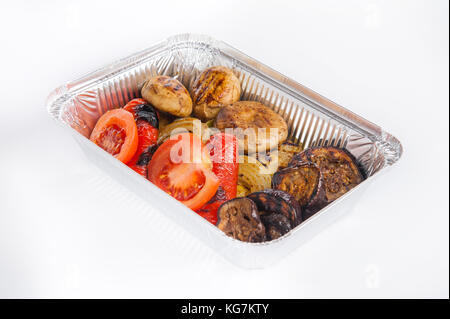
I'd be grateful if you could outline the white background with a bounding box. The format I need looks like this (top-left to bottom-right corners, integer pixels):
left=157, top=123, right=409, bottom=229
left=0, top=0, right=448, bottom=298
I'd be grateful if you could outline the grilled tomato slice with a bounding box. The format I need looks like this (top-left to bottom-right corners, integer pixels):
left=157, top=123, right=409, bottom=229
left=90, top=109, right=138, bottom=163
left=148, top=133, right=219, bottom=210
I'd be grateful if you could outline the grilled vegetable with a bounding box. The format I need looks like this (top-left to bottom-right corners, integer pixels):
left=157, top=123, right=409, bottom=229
left=123, top=98, right=159, bottom=177
left=289, top=146, right=364, bottom=203
left=236, top=184, right=250, bottom=197
left=272, top=163, right=326, bottom=219
left=254, top=151, right=279, bottom=175
left=277, top=142, right=303, bottom=170
left=247, top=141, right=303, bottom=175
left=215, top=101, right=288, bottom=153
left=216, top=197, right=266, bottom=242
left=205, top=119, right=215, bottom=128
left=260, top=213, right=292, bottom=240
left=123, top=98, right=159, bottom=128
left=90, top=109, right=138, bottom=164
left=148, top=133, right=219, bottom=211
left=191, top=66, right=241, bottom=121
left=141, top=75, right=192, bottom=117
left=157, top=117, right=210, bottom=145
left=247, top=189, right=302, bottom=227
left=157, top=111, right=175, bottom=131
left=128, top=144, right=158, bottom=177
left=238, top=155, right=272, bottom=193
left=196, top=133, right=239, bottom=224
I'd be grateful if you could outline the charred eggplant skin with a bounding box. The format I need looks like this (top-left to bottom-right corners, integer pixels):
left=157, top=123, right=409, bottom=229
left=272, top=163, right=327, bottom=220
left=247, top=189, right=302, bottom=227
left=260, top=213, right=292, bottom=240
left=289, top=146, right=365, bottom=204
left=216, top=197, right=266, bottom=243
left=133, top=103, right=159, bottom=128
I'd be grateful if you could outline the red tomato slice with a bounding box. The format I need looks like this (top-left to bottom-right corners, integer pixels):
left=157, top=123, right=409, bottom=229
left=90, top=109, right=138, bottom=163
left=148, top=133, right=219, bottom=211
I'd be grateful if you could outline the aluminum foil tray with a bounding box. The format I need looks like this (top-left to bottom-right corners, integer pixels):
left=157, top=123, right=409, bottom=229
left=46, top=34, right=403, bottom=268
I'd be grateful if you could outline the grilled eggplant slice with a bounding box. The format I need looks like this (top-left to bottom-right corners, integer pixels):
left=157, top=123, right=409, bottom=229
left=260, top=213, right=292, bottom=240
left=289, top=146, right=364, bottom=203
left=247, top=189, right=302, bottom=227
left=215, top=101, right=288, bottom=153
left=272, top=163, right=326, bottom=220
left=216, top=197, right=265, bottom=242
left=191, top=66, right=241, bottom=121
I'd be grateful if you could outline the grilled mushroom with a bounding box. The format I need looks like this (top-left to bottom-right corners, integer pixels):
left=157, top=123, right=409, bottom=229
left=216, top=197, right=266, bottom=243
left=141, top=76, right=192, bottom=117
left=191, top=66, right=241, bottom=121
left=215, top=101, right=288, bottom=153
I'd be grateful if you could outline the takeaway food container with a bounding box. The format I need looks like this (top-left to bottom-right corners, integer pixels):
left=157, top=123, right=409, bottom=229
left=46, top=34, right=403, bottom=268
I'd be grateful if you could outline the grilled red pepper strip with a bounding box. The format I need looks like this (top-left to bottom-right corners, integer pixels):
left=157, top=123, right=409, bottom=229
left=123, top=98, right=159, bottom=177
left=196, top=133, right=239, bottom=224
